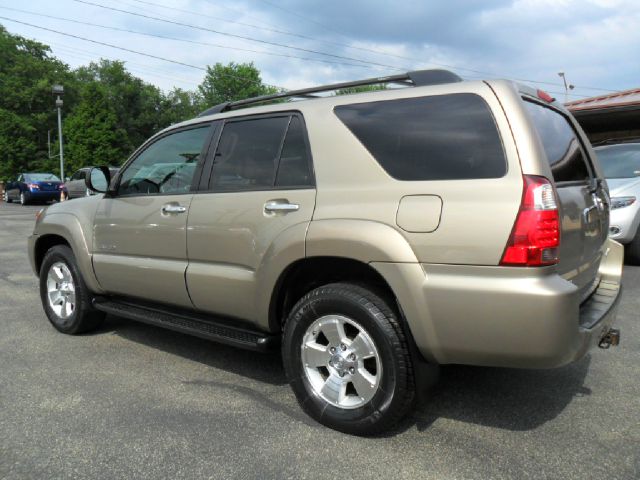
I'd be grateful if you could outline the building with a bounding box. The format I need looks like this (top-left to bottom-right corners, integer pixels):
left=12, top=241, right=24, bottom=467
left=566, top=87, right=640, bottom=144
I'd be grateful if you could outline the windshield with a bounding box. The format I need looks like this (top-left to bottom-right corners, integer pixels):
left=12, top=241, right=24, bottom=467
left=24, top=173, right=60, bottom=182
left=594, top=144, right=640, bottom=178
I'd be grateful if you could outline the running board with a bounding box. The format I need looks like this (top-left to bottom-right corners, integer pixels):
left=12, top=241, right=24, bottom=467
left=92, top=298, right=279, bottom=352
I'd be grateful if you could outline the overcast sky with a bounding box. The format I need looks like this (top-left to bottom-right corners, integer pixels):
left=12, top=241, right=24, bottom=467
left=0, top=0, right=638, bottom=100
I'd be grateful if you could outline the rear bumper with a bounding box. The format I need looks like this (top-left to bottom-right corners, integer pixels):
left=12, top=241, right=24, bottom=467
left=25, top=190, right=61, bottom=201
left=372, top=238, right=624, bottom=369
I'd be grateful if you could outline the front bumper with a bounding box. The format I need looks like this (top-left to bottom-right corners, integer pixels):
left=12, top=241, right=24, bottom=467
left=609, top=203, right=640, bottom=243
left=373, top=238, right=624, bottom=369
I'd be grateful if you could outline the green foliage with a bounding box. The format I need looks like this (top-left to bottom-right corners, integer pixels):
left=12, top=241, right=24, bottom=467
left=198, top=62, right=278, bottom=107
left=64, top=83, right=128, bottom=173
left=0, top=25, right=75, bottom=181
left=335, top=84, right=387, bottom=96
left=0, top=25, right=280, bottom=182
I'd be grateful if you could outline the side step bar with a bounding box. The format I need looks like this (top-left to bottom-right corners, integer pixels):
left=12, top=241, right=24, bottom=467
left=92, top=298, right=279, bottom=352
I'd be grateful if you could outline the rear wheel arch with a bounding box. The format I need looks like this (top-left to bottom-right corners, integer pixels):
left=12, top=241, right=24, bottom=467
left=269, top=256, right=400, bottom=333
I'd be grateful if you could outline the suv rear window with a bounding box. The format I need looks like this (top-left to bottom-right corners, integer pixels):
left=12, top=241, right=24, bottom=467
left=334, top=93, right=506, bottom=181
left=523, top=100, right=591, bottom=183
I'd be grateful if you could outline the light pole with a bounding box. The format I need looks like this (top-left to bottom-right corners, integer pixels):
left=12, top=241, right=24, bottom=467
left=52, top=85, right=65, bottom=181
left=557, top=72, right=575, bottom=104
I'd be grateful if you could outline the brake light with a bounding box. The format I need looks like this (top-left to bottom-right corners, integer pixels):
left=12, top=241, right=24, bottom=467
left=27, top=183, right=40, bottom=190
left=536, top=89, right=555, bottom=103
left=500, top=175, right=560, bottom=266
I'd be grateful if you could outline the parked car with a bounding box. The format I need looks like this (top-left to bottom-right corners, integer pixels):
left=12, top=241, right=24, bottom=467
left=4, top=173, right=62, bottom=205
left=64, top=167, right=119, bottom=199
left=594, top=142, right=640, bottom=264
left=27, top=70, right=623, bottom=435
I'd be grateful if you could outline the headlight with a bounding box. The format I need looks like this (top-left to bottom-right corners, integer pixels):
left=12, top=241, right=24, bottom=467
left=610, top=196, right=636, bottom=209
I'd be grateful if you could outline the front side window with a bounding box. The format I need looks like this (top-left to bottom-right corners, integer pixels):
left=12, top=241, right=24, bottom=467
left=209, top=114, right=313, bottom=191
left=334, top=94, right=507, bottom=181
left=118, top=125, right=211, bottom=196
left=523, top=101, right=591, bottom=183
left=71, top=170, right=85, bottom=181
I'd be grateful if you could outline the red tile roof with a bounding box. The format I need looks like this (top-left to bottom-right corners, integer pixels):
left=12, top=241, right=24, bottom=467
left=566, top=87, right=640, bottom=111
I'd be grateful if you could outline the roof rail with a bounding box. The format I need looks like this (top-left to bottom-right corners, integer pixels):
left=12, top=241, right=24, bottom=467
left=197, top=69, right=462, bottom=117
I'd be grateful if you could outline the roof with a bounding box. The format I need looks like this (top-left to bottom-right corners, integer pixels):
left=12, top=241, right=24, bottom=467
left=565, top=87, right=640, bottom=112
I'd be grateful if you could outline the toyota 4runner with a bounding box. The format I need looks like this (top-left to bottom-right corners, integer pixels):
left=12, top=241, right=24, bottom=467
left=28, top=69, right=623, bottom=435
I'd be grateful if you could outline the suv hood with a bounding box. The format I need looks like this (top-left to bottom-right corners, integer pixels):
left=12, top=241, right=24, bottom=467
left=607, top=177, right=640, bottom=196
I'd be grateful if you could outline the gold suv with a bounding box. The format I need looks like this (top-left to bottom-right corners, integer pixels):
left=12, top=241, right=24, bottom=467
left=28, top=70, right=623, bottom=435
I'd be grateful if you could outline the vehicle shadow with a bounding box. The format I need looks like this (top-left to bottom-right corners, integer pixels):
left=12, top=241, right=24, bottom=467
left=96, top=314, right=288, bottom=386
left=404, top=356, right=592, bottom=434
left=96, top=314, right=592, bottom=435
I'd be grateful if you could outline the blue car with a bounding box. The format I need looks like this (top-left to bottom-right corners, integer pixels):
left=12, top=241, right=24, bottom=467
left=3, top=173, right=63, bottom=205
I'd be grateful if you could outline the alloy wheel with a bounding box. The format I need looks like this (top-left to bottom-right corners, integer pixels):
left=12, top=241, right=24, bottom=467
left=46, top=261, right=76, bottom=319
left=301, top=315, right=382, bottom=409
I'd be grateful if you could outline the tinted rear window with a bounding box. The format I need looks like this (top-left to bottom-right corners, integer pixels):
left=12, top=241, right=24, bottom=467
left=334, top=93, right=506, bottom=181
left=523, top=101, right=591, bottom=183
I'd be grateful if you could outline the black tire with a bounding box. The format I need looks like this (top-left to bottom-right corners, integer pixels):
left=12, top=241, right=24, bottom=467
left=4, top=192, right=11, bottom=203
left=20, top=191, right=28, bottom=205
left=282, top=283, right=415, bottom=435
left=626, top=228, right=640, bottom=265
left=39, top=245, right=105, bottom=334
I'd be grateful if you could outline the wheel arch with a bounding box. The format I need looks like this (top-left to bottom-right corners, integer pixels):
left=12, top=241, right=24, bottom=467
left=268, top=256, right=398, bottom=333
left=30, top=213, right=104, bottom=294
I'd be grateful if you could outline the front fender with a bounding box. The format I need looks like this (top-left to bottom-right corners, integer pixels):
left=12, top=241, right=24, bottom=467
left=30, top=211, right=104, bottom=294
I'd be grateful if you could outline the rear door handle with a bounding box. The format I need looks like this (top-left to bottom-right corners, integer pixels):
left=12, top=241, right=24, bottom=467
left=264, top=201, right=299, bottom=213
left=161, top=204, right=187, bottom=214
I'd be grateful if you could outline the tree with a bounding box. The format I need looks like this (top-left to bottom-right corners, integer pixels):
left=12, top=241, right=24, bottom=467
left=158, top=87, right=203, bottom=126
left=197, top=62, right=278, bottom=107
left=0, top=25, right=75, bottom=181
left=335, top=84, right=387, bottom=96
left=63, top=83, right=128, bottom=173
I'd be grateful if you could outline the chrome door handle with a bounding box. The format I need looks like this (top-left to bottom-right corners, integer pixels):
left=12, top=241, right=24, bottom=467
left=264, top=201, right=299, bottom=213
left=161, top=204, right=187, bottom=214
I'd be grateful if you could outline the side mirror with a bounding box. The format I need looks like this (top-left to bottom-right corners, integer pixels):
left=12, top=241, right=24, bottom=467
left=86, top=166, right=111, bottom=193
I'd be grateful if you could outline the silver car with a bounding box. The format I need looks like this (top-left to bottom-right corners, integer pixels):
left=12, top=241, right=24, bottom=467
left=595, top=142, right=640, bottom=264
left=65, top=167, right=119, bottom=199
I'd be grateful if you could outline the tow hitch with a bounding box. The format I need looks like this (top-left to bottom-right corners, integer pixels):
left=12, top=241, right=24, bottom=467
left=598, top=328, right=620, bottom=349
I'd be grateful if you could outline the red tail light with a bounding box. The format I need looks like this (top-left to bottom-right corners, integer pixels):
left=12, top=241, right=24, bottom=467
left=500, top=175, right=560, bottom=267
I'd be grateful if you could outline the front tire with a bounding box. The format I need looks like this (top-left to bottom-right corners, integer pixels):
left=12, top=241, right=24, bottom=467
left=39, top=245, right=105, bottom=334
left=283, top=283, right=415, bottom=435
left=3, top=191, right=11, bottom=203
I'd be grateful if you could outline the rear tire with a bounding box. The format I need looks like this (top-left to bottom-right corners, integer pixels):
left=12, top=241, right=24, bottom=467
left=20, top=192, right=28, bottom=205
left=626, top=227, right=640, bottom=265
left=282, top=283, right=415, bottom=435
left=40, top=245, right=105, bottom=334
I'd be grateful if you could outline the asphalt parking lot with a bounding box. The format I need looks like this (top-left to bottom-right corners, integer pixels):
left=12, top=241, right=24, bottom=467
left=0, top=201, right=638, bottom=480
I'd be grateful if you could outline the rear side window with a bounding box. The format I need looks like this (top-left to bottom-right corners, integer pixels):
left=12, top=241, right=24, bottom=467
left=209, top=114, right=313, bottom=191
left=523, top=101, right=591, bottom=183
left=334, top=94, right=506, bottom=181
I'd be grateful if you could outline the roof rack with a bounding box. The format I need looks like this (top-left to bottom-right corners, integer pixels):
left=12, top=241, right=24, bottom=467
left=197, top=69, right=462, bottom=117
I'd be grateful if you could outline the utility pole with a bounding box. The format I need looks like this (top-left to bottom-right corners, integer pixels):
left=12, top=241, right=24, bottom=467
left=557, top=72, right=575, bottom=104
left=52, top=85, right=65, bottom=180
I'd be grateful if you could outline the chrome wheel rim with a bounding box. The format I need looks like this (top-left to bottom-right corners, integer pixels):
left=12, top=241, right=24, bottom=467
left=46, top=262, right=76, bottom=319
left=301, top=315, right=382, bottom=409
left=20, top=193, right=25, bottom=204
